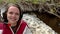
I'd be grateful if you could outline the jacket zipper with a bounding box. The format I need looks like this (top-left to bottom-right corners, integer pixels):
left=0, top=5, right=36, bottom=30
left=9, top=20, right=23, bottom=34
left=15, top=24, right=20, bottom=34
left=9, top=27, right=14, bottom=34
left=15, top=21, right=22, bottom=34
left=9, top=24, right=21, bottom=34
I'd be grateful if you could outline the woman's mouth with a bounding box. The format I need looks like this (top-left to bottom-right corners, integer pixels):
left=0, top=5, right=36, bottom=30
left=10, top=18, right=16, bottom=21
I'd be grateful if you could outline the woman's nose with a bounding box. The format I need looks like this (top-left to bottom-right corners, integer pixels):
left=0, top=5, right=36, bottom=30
left=12, top=14, right=16, bottom=17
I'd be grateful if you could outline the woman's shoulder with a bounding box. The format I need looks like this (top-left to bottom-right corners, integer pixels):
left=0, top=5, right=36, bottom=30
left=0, top=22, right=4, bottom=29
left=21, top=19, right=27, bottom=23
left=0, top=22, right=7, bottom=27
left=20, top=19, right=27, bottom=25
left=0, top=22, right=4, bottom=25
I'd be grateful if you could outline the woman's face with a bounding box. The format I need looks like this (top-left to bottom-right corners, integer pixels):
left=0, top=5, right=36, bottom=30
left=7, top=6, right=20, bottom=24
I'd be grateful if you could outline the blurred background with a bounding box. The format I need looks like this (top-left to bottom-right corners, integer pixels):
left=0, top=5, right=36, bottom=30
left=0, top=0, right=60, bottom=34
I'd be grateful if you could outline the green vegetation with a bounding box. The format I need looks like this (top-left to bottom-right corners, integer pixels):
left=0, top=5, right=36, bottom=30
left=6, top=0, right=18, bottom=3
left=0, top=0, right=60, bottom=15
left=0, top=0, right=3, bottom=4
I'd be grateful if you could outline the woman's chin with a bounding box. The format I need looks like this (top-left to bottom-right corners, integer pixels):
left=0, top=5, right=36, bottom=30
left=9, top=21, right=17, bottom=24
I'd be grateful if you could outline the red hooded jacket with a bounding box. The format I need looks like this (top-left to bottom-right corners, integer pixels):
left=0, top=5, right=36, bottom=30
left=0, top=20, right=27, bottom=34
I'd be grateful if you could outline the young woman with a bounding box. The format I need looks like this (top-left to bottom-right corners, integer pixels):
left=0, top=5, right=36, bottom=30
left=0, top=3, right=32, bottom=34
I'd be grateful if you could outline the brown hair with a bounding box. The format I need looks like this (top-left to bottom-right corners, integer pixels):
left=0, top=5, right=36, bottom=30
left=3, top=3, right=23, bottom=22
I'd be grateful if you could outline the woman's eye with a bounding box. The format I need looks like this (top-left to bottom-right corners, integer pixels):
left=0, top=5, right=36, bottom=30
left=8, top=11, right=19, bottom=15
left=15, top=13, right=19, bottom=15
left=9, top=12, right=13, bottom=14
